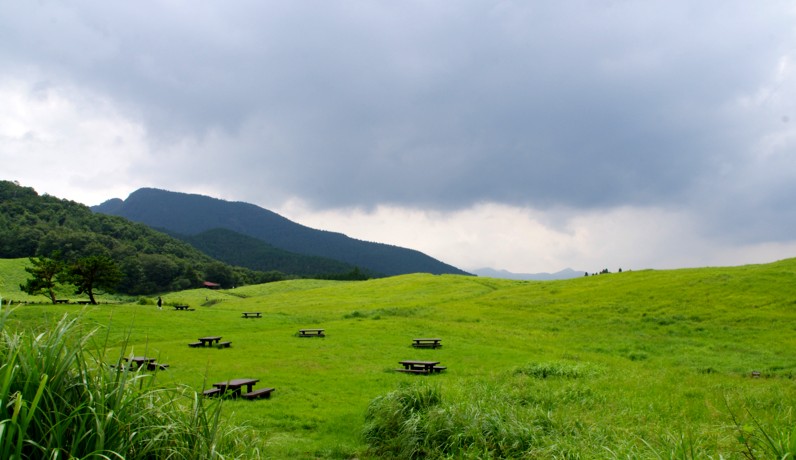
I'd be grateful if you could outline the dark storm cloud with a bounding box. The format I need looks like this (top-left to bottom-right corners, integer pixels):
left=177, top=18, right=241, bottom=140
left=2, top=1, right=794, bottom=232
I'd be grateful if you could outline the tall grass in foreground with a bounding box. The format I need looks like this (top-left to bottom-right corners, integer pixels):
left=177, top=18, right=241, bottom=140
left=0, top=307, right=260, bottom=459
left=363, top=379, right=563, bottom=459
left=725, top=396, right=796, bottom=460
left=363, top=361, right=796, bottom=459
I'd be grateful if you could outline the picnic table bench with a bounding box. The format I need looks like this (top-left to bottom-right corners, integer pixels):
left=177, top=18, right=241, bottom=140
left=199, top=336, right=221, bottom=346
left=121, top=356, right=169, bottom=371
left=124, top=356, right=156, bottom=368
left=173, top=305, right=190, bottom=311
left=203, top=388, right=223, bottom=397
left=412, top=338, right=442, bottom=348
left=189, top=336, right=223, bottom=347
left=242, top=387, right=275, bottom=400
left=298, top=328, right=325, bottom=337
left=241, top=312, right=262, bottom=318
left=211, top=378, right=259, bottom=398
left=55, top=299, right=69, bottom=304
left=204, top=383, right=274, bottom=400
left=396, top=360, right=446, bottom=374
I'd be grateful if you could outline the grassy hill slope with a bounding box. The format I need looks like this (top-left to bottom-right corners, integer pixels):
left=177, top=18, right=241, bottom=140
left=2, top=258, right=795, bottom=458
left=0, top=258, right=80, bottom=302
left=0, top=258, right=36, bottom=302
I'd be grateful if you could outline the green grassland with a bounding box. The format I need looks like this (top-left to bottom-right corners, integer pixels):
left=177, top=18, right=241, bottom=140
left=2, top=258, right=796, bottom=458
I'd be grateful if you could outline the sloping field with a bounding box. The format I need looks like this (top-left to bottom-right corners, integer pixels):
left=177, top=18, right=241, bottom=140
left=2, top=258, right=796, bottom=458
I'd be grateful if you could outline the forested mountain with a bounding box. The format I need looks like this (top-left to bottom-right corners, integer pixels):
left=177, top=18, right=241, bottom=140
left=0, top=181, right=285, bottom=295
left=93, top=188, right=471, bottom=276
left=170, top=228, right=356, bottom=276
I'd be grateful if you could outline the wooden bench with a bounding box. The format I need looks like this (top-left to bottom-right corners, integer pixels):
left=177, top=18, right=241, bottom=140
left=432, top=366, right=447, bottom=373
left=241, top=312, right=262, bottom=318
left=147, top=362, right=170, bottom=371
left=217, top=341, right=232, bottom=348
left=242, top=387, right=275, bottom=400
left=55, top=299, right=69, bottom=304
left=203, top=388, right=223, bottom=397
left=412, top=338, right=442, bottom=348
left=298, top=329, right=325, bottom=337
left=188, top=342, right=204, bottom=348
left=396, top=368, right=430, bottom=374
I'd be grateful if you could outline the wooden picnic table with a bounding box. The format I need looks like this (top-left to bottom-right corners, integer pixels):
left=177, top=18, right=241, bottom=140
left=173, top=305, right=190, bottom=310
left=241, top=312, right=262, bottom=318
left=198, top=336, right=222, bottom=346
left=298, top=328, right=325, bottom=337
left=397, top=360, right=445, bottom=374
left=123, top=356, right=157, bottom=368
left=212, top=378, right=260, bottom=398
left=412, top=338, right=442, bottom=348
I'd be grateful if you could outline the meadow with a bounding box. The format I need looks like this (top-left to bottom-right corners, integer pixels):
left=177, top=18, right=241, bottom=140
left=2, top=257, right=796, bottom=458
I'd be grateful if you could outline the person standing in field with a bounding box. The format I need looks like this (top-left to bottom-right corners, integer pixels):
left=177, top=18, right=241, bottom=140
left=157, top=296, right=162, bottom=310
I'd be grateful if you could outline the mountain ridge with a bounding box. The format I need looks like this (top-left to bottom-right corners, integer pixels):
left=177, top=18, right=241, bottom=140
left=471, top=267, right=585, bottom=280
left=93, top=188, right=471, bottom=277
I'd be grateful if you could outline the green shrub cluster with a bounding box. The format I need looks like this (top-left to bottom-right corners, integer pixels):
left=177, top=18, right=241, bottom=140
left=363, top=382, right=552, bottom=458
left=512, top=361, right=602, bottom=379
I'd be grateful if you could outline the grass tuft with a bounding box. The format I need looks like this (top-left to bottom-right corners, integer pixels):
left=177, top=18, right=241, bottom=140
left=513, top=361, right=602, bottom=379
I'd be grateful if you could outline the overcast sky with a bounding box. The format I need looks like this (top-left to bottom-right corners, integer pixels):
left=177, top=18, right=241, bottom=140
left=3, top=1, right=796, bottom=274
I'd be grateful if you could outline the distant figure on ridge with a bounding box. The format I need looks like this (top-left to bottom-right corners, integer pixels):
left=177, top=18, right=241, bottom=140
left=157, top=296, right=162, bottom=310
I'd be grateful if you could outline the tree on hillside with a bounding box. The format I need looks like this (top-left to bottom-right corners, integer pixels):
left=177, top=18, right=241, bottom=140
left=65, top=255, right=122, bottom=304
left=19, top=254, right=66, bottom=303
left=139, top=253, right=182, bottom=291
left=203, top=261, right=236, bottom=288
left=319, top=266, right=370, bottom=281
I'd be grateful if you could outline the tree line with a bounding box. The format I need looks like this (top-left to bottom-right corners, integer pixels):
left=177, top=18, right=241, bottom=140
left=1, top=181, right=288, bottom=299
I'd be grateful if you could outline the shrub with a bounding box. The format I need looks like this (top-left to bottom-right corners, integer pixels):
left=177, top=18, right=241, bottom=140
left=363, top=381, right=549, bottom=458
left=513, top=361, right=602, bottom=379
left=343, top=310, right=368, bottom=319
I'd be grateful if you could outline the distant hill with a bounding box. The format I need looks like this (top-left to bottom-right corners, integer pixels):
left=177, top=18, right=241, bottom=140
left=92, top=188, right=471, bottom=277
left=472, top=267, right=586, bottom=280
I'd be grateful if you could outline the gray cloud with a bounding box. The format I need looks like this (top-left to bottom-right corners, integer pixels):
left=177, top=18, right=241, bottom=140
left=2, top=0, right=795, bottom=250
